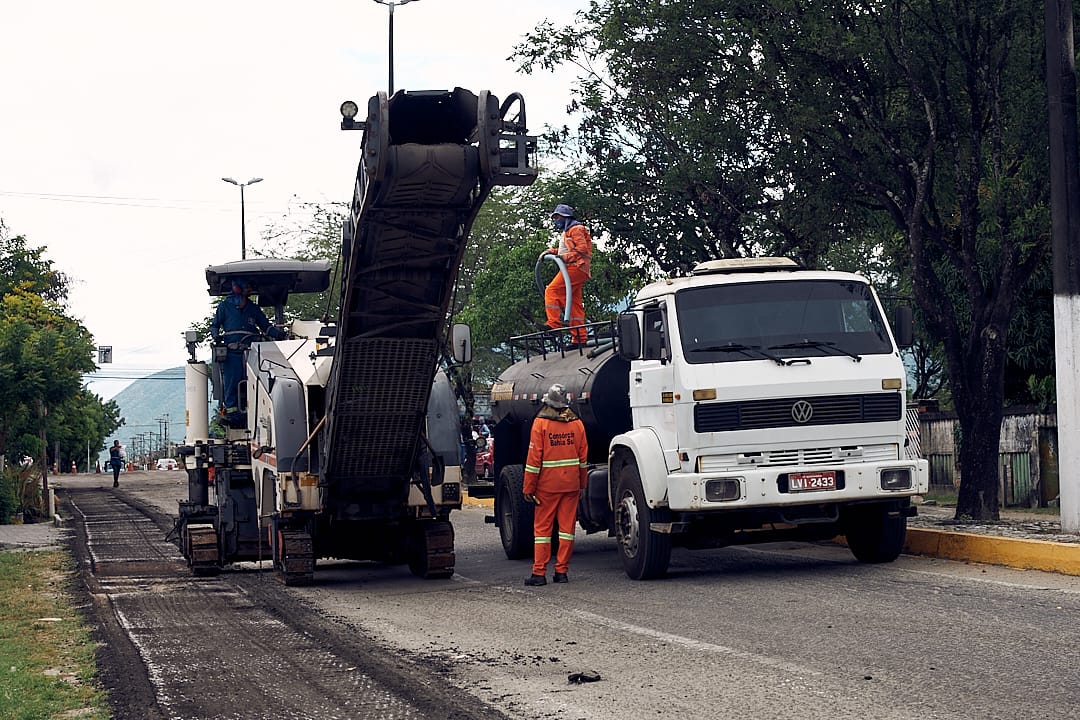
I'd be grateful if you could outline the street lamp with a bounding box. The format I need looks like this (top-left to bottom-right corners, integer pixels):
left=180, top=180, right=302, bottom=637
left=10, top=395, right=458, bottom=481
left=372, top=0, right=419, bottom=95
left=221, top=176, right=263, bottom=260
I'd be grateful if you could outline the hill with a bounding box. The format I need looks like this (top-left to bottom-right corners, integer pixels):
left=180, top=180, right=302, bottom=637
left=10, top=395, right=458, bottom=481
left=98, top=367, right=192, bottom=467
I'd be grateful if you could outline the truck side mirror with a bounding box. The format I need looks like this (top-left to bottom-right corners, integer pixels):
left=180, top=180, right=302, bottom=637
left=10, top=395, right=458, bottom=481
left=617, top=313, right=641, bottom=360
left=892, top=306, right=913, bottom=349
left=451, top=323, right=472, bottom=364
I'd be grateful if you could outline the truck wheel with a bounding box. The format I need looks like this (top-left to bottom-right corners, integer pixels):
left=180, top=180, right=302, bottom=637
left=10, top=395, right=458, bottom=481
left=499, top=465, right=533, bottom=560
left=844, top=504, right=907, bottom=563
left=614, top=461, right=671, bottom=580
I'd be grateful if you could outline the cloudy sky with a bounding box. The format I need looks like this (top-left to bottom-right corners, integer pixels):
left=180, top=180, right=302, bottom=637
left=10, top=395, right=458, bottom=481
left=0, top=0, right=586, bottom=399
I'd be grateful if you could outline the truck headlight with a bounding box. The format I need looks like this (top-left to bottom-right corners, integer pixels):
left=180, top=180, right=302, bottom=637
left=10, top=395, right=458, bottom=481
left=705, top=478, right=741, bottom=502
left=880, top=468, right=912, bottom=491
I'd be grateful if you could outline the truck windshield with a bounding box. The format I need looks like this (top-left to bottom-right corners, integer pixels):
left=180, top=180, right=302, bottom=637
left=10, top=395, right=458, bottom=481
left=676, top=279, right=893, bottom=364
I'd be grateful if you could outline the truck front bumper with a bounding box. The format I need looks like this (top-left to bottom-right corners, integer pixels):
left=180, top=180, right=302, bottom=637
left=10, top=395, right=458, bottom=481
left=666, top=458, right=929, bottom=512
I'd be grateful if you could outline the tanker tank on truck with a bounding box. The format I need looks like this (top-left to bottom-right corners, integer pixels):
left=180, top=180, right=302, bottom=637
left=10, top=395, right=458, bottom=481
left=484, top=257, right=929, bottom=580
left=174, top=86, right=537, bottom=584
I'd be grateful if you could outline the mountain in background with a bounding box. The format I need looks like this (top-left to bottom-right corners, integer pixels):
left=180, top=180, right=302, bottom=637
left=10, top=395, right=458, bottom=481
left=98, top=367, right=190, bottom=466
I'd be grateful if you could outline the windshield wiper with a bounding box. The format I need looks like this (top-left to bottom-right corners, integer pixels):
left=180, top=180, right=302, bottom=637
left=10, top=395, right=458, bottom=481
left=768, top=339, right=862, bottom=362
left=690, top=343, right=789, bottom=366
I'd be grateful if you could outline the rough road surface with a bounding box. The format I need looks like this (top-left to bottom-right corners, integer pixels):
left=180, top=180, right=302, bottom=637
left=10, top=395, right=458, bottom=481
left=30, top=471, right=1080, bottom=720
left=58, top=475, right=507, bottom=720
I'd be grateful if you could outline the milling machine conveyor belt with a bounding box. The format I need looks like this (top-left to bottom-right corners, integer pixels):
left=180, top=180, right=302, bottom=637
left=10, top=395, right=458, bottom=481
left=322, top=88, right=535, bottom=502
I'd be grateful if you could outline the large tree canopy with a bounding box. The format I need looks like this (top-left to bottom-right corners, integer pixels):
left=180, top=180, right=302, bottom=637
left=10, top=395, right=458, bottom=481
left=516, top=0, right=1055, bottom=520
left=0, top=227, right=120, bottom=474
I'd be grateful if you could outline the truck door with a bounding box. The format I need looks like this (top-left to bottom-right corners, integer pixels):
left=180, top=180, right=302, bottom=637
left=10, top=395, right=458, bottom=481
left=629, top=304, right=678, bottom=465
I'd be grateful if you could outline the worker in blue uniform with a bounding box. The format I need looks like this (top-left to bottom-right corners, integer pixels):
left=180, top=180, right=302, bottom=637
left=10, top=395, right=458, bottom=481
left=210, top=277, right=286, bottom=424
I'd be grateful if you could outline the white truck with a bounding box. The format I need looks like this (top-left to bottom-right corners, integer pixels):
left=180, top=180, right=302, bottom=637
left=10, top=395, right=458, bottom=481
left=482, top=257, right=929, bottom=579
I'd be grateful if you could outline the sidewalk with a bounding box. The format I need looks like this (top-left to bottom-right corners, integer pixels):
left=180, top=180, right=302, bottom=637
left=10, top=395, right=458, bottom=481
left=903, top=500, right=1080, bottom=576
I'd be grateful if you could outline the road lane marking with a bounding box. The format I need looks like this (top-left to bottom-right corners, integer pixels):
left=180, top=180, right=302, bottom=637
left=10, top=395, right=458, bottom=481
left=572, top=610, right=821, bottom=677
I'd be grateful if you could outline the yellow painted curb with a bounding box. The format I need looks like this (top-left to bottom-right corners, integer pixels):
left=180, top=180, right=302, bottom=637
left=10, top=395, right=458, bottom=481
left=904, top=528, right=1080, bottom=577
left=462, top=495, right=494, bottom=509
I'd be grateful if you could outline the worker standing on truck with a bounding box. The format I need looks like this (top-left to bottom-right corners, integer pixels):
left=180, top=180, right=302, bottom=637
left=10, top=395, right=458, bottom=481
left=544, top=204, right=592, bottom=347
left=210, top=278, right=285, bottom=424
left=523, top=383, right=589, bottom=586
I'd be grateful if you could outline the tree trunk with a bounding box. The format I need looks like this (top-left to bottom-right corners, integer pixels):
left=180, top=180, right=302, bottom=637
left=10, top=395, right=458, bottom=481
left=955, top=405, right=1003, bottom=521
left=951, top=328, right=1009, bottom=521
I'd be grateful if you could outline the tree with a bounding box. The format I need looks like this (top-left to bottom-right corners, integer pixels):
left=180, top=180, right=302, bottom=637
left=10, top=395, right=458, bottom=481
left=454, top=177, right=641, bottom=387
left=516, top=0, right=1053, bottom=520
left=0, top=225, right=70, bottom=302
left=0, top=226, right=119, bottom=478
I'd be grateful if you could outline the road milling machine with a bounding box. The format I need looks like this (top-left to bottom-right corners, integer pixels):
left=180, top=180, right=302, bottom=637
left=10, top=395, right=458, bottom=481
left=175, top=88, right=537, bottom=584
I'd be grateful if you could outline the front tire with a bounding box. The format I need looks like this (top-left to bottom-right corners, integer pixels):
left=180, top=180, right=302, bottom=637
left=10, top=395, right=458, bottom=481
left=498, top=465, right=533, bottom=560
left=614, top=460, right=671, bottom=580
left=844, top=504, right=907, bottom=563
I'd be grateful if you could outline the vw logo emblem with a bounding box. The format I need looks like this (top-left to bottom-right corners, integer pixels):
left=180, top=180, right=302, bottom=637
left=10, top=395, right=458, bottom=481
left=791, top=400, right=814, bottom=423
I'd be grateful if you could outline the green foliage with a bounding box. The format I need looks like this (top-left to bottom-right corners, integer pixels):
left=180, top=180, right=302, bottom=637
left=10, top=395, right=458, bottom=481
left=455, top=179, right=641, bottom=388
left=0, top=227, right=70, bottom=303
left=0, top=225, right=120, bottom=470
left=516, top=0, right=1055, bottom=519
left=0, top=467, right=18, bottom=523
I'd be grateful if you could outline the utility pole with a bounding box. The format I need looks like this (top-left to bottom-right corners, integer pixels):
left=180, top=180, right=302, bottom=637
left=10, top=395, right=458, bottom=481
left=1046, top=0, right=1080, bottom=533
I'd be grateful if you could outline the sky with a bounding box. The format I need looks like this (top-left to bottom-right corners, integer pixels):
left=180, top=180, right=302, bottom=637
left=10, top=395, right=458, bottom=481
left=0, top=0, right=586, bottom=400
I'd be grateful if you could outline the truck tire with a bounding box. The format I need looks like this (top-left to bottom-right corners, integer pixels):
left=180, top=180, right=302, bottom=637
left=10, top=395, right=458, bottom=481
left=844, top=504, right=907, bottom=563
left=614, top=460, right=671, bottom=580
left=499, top=465, right=533, bottom=560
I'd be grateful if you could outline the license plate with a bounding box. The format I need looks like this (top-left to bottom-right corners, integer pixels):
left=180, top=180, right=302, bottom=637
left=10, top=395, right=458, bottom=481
left=788, top=471, right=837, bottom=492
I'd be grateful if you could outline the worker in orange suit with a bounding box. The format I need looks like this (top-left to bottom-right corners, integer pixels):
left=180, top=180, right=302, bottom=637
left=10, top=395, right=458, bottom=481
left=522, top=383, right=589, bottom=586
left=543, top=203, right=592, bottom=347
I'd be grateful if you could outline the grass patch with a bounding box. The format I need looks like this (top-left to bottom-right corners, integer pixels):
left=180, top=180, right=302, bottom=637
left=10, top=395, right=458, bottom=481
left=0, top=551, right=108, bottom=720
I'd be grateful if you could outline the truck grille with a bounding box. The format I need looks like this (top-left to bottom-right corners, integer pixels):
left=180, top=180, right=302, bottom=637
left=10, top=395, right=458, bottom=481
left=698, top=443, right=900, bottom=472
left=694, top=393, right=901, bottom=433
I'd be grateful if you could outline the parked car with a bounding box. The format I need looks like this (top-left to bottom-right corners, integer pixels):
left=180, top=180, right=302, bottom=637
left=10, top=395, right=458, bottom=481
left=155, top=458, right=178, bottom=471
left=475, top=437, right=493, bottom=480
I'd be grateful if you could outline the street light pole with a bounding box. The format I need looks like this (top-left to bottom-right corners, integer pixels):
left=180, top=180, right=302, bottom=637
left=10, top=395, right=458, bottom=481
left=221, top=176, right=264, bottom=259
left=373, top=0, right=419, bottom=95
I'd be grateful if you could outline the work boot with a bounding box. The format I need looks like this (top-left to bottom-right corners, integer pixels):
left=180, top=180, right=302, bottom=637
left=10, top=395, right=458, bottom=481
left=524, top=574, right=547, bottom=586
left=553, top=572, right=568, bottom=583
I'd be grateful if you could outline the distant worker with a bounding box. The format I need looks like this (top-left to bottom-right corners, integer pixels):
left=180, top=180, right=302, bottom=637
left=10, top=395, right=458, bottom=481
left=209, top=277, right=286, bottom=424
left=543, top=204, right=592, bottom=347
left=109, top=440, right=123, bottom=488
left=522, top=383, right=589, bottom=586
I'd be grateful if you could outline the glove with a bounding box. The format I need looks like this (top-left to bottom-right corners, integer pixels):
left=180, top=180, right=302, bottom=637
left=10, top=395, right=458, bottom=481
left=523, top=493, right=540, bottom=505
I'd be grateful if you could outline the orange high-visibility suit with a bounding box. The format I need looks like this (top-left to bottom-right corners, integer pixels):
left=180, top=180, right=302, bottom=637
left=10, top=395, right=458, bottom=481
left=524, top=405, right=589, bottom=576
left=545, top=222, right=592, bottom=345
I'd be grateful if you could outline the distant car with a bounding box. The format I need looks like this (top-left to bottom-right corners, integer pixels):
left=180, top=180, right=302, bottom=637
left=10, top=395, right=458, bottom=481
left=475, top=437, right=493, bottom=480
left=155, top=458, right=178, bottom=471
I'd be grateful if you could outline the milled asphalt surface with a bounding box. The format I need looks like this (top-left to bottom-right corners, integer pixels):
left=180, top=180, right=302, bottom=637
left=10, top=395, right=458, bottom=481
left=1, top=471, right=1078, bottom=577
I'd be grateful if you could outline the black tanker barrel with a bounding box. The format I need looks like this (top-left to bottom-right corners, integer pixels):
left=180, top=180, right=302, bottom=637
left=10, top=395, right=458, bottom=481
left=490, top=347, right=631, bottom=467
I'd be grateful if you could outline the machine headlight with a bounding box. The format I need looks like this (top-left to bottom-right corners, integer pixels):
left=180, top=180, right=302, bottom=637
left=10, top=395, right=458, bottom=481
left=705, top=478, right=741, bottom=502
left=880, top=468, right=912, bottom=491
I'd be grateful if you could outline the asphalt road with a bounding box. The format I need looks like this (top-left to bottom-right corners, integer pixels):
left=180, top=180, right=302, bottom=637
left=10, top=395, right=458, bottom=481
left=55, top=473, right=1080, bottom=719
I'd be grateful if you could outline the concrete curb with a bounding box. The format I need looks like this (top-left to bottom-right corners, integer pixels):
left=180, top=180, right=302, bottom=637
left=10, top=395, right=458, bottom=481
left=903, top=528, right=1080, bottom=577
